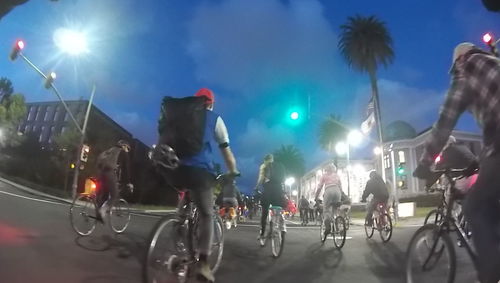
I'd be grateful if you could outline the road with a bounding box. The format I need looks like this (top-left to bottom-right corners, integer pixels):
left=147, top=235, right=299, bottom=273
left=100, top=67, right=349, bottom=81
left=0, top=180, right=477, bottom=283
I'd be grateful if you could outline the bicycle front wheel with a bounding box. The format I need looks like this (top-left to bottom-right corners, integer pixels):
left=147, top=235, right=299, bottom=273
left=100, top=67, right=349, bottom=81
left=143, top=218, right=187, bottom=283
left=69, top=194, right=97, bottom=236
left=365, top=218, right=375, bottom=239
left=109, top=199, right=131, bottom=233
left=424, top=209, right=444, bottom=226
left=379, top=213, right=393, bottom=243
left=271, top=226, right=285, bottom=258
left=333, top=216, right=347, bottom=249
left=406, top=224, right=456, bottom=283
left=209, top=215, right=224, bottom=273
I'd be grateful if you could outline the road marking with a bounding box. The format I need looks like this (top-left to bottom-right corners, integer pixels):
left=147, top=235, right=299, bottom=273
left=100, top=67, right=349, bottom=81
left=0, top=190, right=68, bottom=206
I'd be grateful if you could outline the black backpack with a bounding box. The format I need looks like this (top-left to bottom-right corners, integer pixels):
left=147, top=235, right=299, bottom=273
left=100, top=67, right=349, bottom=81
left=158, top=96, right=207, bottom=158
left=267, top=161, right=286, bottom=184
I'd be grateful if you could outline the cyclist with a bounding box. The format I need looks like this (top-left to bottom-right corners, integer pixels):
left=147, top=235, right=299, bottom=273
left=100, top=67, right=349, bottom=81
left=314, top=163, right=342, bottom=237
left=255, top=154, right=286, bottom=243
left=413, top=42, right=500, bottom=283
left=159, top=88, right=239, bottom=282
left=215, top=174, right=242, bottom=227
left=95, top=139, right=134, bottom=222
left=361, top=171, right=389, bottom=226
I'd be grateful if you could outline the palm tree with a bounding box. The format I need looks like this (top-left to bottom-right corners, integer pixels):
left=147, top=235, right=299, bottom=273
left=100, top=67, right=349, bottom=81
left=318, top=114, right=348, bottom=153
left=273, top=145, right=305, bottom=178
left=338, top=15, right=394, bottom=144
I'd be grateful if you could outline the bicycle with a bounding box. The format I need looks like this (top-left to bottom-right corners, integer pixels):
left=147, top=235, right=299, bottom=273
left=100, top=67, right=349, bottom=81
left=259, top=205, right=286, bottom=258
left=219, top=206, right=238, bottom=230
left=143, top=175, right=229, bottom=283
left=69, top=177, right=131, bottom=236
left=339, top=204, right=351, bottom=231
left=364, top=201, right=393, bottom=243
left=406, top=168, right=478, bottom=283
left=319, top=203, right=347, bottom=249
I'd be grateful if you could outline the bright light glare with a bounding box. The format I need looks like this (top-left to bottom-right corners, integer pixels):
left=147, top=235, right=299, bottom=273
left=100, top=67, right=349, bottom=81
left=290, top=111, right=299, bottom=120
left=17, top=40, right=25, bottom=50
left=50, top=72, right=57, bottom=79
left=483, top=33, right=493, bottom=44
left=285, top=177, right=295, bottom=186
left=373, top=146, right=382, bottom=155
left=335, top=141, right=348, bottom=156
left=347, top=130, right=363, bottom=146
left=53, top=28, right=89, bottom=55
left=292, top=190, right=298, bottom=196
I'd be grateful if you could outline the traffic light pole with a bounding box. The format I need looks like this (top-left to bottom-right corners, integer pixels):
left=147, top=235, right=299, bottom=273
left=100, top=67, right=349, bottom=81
left=390, top=149, right=399, bottom=222
left=71, top=85, right=96, bottom=199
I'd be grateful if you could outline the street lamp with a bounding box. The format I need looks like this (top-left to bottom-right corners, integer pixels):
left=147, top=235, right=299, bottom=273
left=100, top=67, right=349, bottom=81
left=336, top=130, right=364, bottom=200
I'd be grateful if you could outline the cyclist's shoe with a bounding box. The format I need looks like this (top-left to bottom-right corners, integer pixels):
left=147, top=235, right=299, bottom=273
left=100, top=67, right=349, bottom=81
left=96, top=207, right=105, bottom=223
left=257, top=233, right=266, bottom=246
left=195, top=261, right=215, bottom=282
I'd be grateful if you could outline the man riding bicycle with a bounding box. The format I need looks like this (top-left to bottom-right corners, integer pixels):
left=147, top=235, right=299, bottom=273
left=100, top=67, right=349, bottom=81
left=157, top=88, right=239, bottom=282
left=315, top=163, right=342, bottom=237
left=255, top=154, right=286, bottom=243
left=95, top=139, right=134, bottom=222
left=361, top=171, right=389, bottom=226
left=215, top=174, right=243, bottom=227
left=413, top=42, right=500, bottom=283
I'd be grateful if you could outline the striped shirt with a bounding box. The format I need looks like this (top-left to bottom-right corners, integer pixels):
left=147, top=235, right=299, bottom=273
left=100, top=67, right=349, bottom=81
left=421, top=48, right=500, bottom=165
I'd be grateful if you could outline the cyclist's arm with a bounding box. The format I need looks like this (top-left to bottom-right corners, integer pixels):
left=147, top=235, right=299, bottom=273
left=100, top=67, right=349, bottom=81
left=118, top=150, right=132, bottom=184
left=255, top=164, right=266, bottom=187
left=315, top=176, right=325, bottom=199
left=215, top=116, right=238, bottom=173
left=420, top=76, right=470, bottom=167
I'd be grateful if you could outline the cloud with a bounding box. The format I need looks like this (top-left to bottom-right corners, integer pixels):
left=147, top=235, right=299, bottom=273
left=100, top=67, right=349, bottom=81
left=236, top=119, right=296, bottom=157
left=186, top=0, right=339, bottom=96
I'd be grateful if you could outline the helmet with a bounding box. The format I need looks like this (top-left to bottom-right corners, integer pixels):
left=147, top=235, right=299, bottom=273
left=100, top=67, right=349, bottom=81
left=117, top=140, right=131, bottom=150
left=194, top=88, right=215, bottom=105
left=151, top=144, right=179, bottom=170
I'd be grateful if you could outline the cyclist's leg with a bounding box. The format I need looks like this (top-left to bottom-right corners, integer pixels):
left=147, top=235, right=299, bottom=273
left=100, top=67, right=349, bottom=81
left=323, top=190, right=334, bottom=232
left=464, top=154, right=500, bottom=283
left=260, top=192, right=271, bottom=237
left=96, top=171, right=109, bottom=209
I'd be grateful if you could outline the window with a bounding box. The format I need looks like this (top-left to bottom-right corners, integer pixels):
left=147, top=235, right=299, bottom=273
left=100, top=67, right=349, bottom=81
left=64, top=112, right=69, bottom=122
left=48, top=126, right=55, bottom=143
left=384, top=154, right=391, bottom=169
left=35, top=107, right=42, bottom=121
left=54, top=106, right=61, bottom=121
left=39, top=126, right=46, bottom=142
left=24, top=124, right=31, bottom=133
left=398, top=150, right=406, bottom=163
left=27, top=106, right=36, bottom=121
left=44, top=106, right=53, bottom=121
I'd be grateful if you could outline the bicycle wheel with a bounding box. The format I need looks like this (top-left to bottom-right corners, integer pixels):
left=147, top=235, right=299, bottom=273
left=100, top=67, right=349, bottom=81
left=379, top=213, right=393, bottom=243
left=333, top=216, right=347, bottom=249
left=406, top=224, right=456, bottom=283
left=208, top=215, right=224, bottom=273
left=271, top=220, right=285, bottom=258
left=319, top=217, right=327, bottom=243
left=424, top=209, right=444, bottom=225
left=69, top=194, right=97, bottom=236
left=143, top=218, right=187, bottom=283
left=109, top=199, right=131, bottom=233
left=365, top=218, right=375, bottom=239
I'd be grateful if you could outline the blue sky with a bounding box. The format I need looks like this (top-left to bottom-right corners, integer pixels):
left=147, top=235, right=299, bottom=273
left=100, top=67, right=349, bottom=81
left=1, top=0, right=498, bottom=192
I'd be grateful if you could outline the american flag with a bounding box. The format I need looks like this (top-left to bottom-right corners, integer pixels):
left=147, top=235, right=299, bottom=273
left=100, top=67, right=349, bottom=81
left=361, top=96, right=375, bottom=134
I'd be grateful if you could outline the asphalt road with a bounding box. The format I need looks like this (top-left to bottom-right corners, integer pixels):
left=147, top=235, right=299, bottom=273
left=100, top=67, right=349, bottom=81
left=0, top=180, right=478, bottom=283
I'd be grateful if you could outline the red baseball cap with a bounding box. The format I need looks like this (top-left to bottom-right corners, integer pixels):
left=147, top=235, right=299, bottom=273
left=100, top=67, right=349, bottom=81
left=194, top=88, right=215, bottom=105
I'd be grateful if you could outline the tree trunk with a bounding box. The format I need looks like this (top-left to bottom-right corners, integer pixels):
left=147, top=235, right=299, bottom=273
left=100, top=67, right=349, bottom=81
left=368, top=70, right=386, bottom=181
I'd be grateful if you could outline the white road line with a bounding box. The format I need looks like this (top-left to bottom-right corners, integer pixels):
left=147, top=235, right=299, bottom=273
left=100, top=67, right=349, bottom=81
left=0, top=190, right=69, bottom=206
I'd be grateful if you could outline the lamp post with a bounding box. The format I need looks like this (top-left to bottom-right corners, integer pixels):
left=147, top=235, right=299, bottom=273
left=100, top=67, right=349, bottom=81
left=336, top=130, right=363, bottom=199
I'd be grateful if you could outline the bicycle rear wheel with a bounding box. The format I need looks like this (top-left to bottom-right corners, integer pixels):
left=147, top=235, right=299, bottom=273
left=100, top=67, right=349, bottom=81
left=406, top=224, right=456, bottom=283
left=143, top=218, right=187, bottom=283
left=69, top=194, right=97, bottom=236
left=319, top=217, right=327, bottom=243
left=109, top=198, right=131, bottom=233
left=271, top=220, right=285, bottom=258
left=333, top=216, right=347, bottom=249
left=379, top=213, right=393, bottom=243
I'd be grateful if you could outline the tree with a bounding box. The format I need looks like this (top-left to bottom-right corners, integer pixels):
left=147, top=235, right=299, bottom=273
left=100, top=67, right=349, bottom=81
left=0, top=77, right=13, bottom=103
left=318, top=114, right=348, bottom=153
left=273, top=145, right=305, bottom=178
left=0, top=0, right=58, bottom=21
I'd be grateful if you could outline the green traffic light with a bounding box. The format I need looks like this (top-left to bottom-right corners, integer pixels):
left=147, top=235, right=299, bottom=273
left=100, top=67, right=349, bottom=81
left=397, top=167, right=405, bottom=175
left=290, top=111, right=299, bottom=120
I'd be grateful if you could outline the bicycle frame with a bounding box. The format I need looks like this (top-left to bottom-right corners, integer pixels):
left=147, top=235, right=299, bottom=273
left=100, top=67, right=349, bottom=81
left=421, top=170, right=478, bottom=272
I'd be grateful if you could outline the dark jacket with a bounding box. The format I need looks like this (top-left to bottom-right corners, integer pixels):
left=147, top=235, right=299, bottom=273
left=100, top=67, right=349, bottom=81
left=427, top=143, right=478, bottom=185
left=362, top=176, right=389, bottom=202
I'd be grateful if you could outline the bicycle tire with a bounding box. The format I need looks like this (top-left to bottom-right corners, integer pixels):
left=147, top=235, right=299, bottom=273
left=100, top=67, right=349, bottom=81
left=406, top=224, right=456, bottom=283
left=379, top=213, right=393, bottom=243
left=109, top=198, right=131, bottom=233
left=271, top=220, right=285, bottom=258
left=365, top=218, right=375, bottom=239
left=209, top=215, right=224, bottom=273
left=333, top=216, right=347, bottom=249
left=424, top=209, right=444, bottom=226
left=69, top=194, right=97, bottom=236
left=319, top=217, right=327, bottom=243
left=143, top=218, right=185, bottom=283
